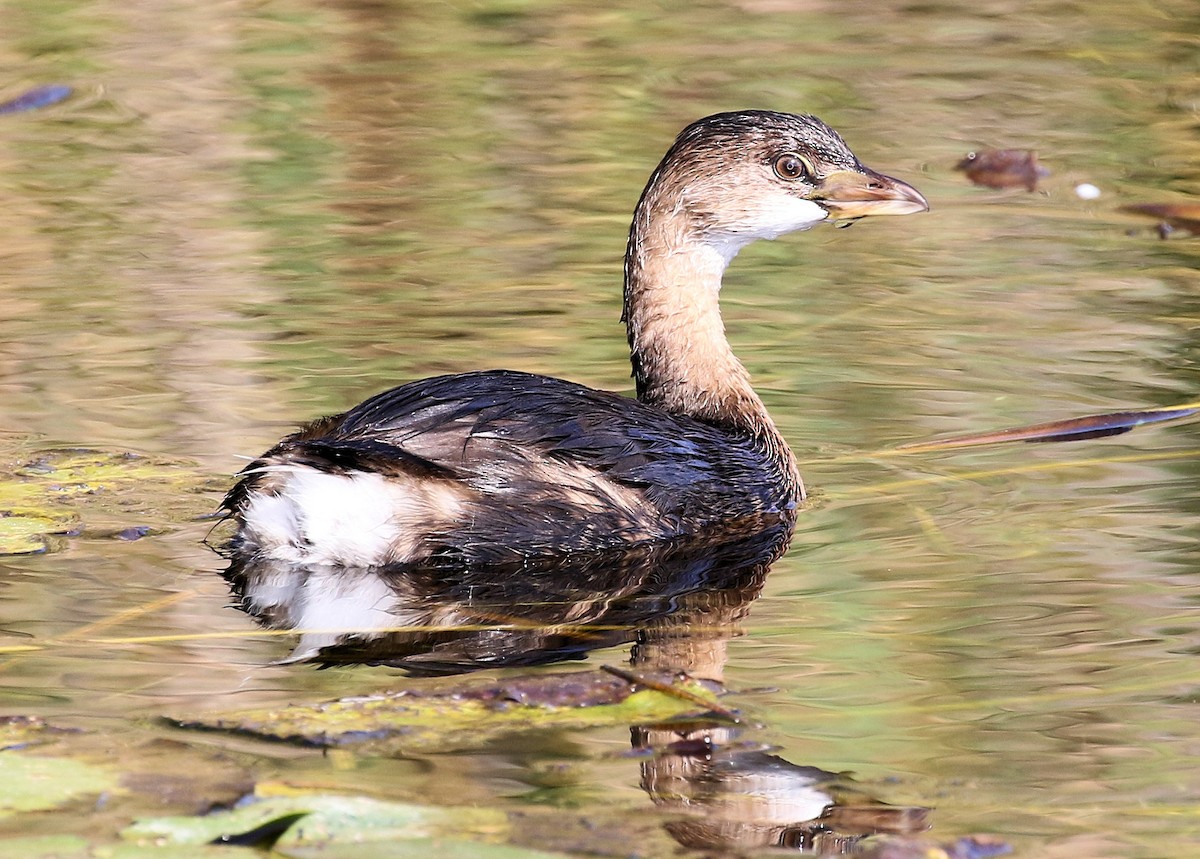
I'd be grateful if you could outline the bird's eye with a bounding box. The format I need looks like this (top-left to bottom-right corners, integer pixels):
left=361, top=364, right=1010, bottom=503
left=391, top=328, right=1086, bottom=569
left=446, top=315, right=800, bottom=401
left=772, top=153, right=810, bottom=181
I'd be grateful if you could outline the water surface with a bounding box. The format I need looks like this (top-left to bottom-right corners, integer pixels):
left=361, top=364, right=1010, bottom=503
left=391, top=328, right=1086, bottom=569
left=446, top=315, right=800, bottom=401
left=1, top=0, right=1199, bottom=854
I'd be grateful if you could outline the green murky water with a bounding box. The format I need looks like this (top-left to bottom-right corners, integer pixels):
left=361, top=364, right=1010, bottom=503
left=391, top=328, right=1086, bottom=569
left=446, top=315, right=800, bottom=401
left=2, top=0, right=1199, bottom=855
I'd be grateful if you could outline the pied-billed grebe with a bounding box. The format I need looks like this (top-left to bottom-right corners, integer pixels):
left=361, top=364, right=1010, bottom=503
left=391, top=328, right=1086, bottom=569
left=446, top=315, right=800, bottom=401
left=223, top=110, right=927, bottom=567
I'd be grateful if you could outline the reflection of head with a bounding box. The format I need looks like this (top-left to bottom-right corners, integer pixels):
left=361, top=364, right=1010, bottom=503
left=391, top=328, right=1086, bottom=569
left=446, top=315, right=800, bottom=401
left=223, top=511, right=795, bottom=675
left=634, top=725, right=929, bottom=853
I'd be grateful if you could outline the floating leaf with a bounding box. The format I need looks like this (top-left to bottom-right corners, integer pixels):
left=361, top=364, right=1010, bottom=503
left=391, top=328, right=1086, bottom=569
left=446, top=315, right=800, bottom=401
left=0, top=836, right=90, bottom=858
left=170, top=669, right=724, bottom=754
left=0, top=837, right=260, bottom=859
left=278, top=838, right=574, bottom=859
left=0, top=509, right=77, bottom=554
left=0, top=750, right=119, bottom=816
left=894, top=406, right=1200, bottom=454
left=124, top=790, right=508, bottom=848
left=107, top=847, right=262, bottom=859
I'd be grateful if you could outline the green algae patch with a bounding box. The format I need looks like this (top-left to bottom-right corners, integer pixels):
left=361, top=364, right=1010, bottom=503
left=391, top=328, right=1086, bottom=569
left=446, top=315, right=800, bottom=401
left=0, top=749, right=120, bottom=816
left=123, top=788, right=508, bottom=849
left=0, top=448, right=217, bottom=554
left=0, top=507, right=78, bottom=554
left=169, top=669, right=727, bottom=754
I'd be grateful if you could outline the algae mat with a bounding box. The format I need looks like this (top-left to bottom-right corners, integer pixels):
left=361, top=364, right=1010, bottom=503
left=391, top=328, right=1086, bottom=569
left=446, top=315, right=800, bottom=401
left=170, top=668, right=731, bottom=755
left=0, top=447, right=219, bottom=554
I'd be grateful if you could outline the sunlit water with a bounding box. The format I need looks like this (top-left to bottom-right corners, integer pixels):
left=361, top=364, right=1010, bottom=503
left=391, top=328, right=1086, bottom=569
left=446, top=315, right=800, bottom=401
left=2, top=0, right=1199, bottom=854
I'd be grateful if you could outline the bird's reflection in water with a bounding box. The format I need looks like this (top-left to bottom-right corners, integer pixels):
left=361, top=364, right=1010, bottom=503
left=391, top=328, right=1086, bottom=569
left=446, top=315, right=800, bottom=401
left=222, top=511, right=930, bottom=853
left=222, top=512, right=795, bottom=675
left=636, top=723, right=928, bottom=853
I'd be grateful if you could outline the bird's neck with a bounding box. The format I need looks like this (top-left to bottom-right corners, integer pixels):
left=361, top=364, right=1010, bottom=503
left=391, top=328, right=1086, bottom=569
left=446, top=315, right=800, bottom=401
left=622, top=205, right=800, bottom=492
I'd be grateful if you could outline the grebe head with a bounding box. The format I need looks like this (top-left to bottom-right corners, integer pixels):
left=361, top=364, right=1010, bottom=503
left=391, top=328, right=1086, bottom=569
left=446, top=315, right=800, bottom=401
left=640, top=110, right=928, bottom=261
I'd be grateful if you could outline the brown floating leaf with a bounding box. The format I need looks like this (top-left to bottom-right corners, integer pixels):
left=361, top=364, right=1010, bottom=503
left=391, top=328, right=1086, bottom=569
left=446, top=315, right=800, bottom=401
left=955, top=149, right=1048, bottom=191
left=895, top=406, right=1199, bottom=454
